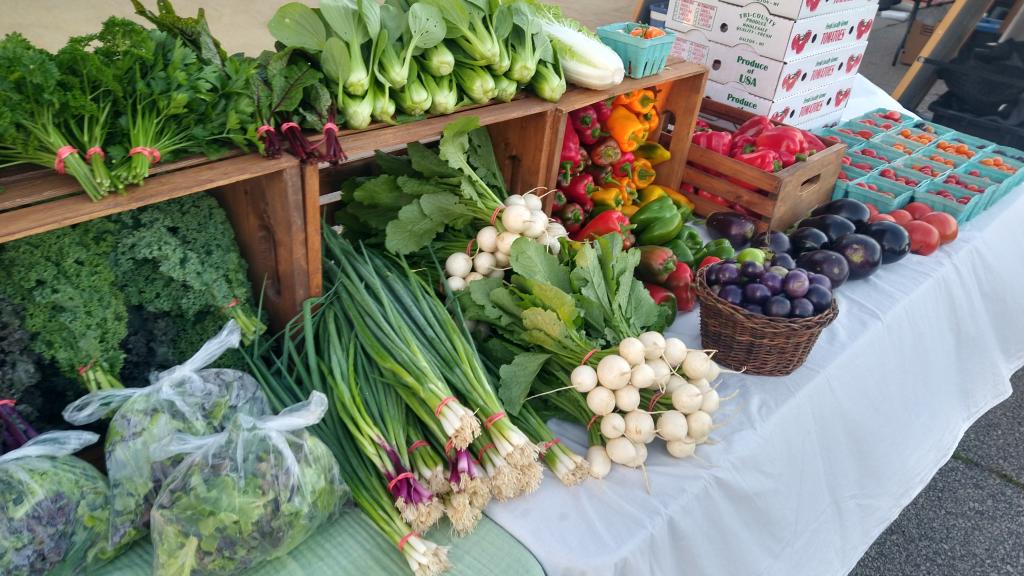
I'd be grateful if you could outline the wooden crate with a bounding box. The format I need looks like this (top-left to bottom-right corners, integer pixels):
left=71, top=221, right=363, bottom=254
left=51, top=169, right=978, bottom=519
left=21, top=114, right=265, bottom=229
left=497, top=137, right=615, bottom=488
left=0, top=153, right=321, bottom=331
left=680, top=99, right=847, bottom=231
left=549, top=60, right=710, bottom=209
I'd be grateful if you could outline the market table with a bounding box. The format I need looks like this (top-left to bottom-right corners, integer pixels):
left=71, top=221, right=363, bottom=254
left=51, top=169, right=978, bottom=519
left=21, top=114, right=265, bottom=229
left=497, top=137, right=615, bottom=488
left=485, top=75, right=1024, bottom=576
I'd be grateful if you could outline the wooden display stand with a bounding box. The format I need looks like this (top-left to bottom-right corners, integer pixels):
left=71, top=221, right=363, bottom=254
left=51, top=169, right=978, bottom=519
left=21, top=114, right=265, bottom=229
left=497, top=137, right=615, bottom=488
left=0, top=154, right=320, bottom=331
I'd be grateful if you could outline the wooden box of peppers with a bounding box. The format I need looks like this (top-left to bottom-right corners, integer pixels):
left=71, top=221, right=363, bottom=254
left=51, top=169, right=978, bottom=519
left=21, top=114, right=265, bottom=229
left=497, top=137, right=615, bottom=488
left=549, top=88, right=733, bottom=318
left=680, top=100, right=847, bottom=232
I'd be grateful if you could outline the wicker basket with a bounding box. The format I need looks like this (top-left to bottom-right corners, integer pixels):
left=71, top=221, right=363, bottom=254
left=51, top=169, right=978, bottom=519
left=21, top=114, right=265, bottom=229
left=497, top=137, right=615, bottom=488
left=695, top=267, right=838, bottom=376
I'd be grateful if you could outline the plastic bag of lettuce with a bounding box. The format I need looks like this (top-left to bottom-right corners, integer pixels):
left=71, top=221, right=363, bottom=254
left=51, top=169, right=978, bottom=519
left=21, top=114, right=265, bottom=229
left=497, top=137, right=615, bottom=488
left=62, top=320, right=270, bottom=554
left=0, top=431, right=110, bottom=575
left=150, top=391, right=346, bottom=576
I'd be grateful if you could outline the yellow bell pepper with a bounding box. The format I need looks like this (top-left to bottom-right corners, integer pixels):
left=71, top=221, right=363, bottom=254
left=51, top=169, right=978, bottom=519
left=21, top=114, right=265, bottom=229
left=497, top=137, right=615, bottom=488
left=643, top=185, right=695, bottom=211
left=621, top=203, right=640, bottom=217
left=636, top=142, right=671, bottom=165
left=591, top=186, right=623, bottom=209
left=637, top=185, right=666, bottom=206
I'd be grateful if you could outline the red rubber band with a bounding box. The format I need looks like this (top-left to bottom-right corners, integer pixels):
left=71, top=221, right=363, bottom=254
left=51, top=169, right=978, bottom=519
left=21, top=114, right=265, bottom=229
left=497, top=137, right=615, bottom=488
left=434, top=396, right=456, bottom=417
left=225, top=298, right=239, bottom=310
left=387, top=471, right=415, bottom=492
left=256, top=125, right=276, bottom=136
left=85, top=147, right=105, bottom=161
left=408, top=440, right=429, bottom=453
left=586, top=415, right=599, bottom=431
left=129, top=147, right=161, bottom=164
left=444, top=438, right=455, bottom=455
left=541, top=438, right=561, bottom=453
left=483, top=411, right=506, bottom=430
left=77, top=360, right=95, bottom=376
left=323, top=122, right=339, bottom=134
left=281, top=122, right=300, bottom=132
left=398, top=531, right=419, bottom=552
left=490, top=205, right=504, bottom=226
left=647, top=391, right=665, bottom=412
left=0, top=399, right=15, bottom=407
left=465, top=238, right=475, bottom=256
left=580, top=349, right=599, bottom=365
left=54, top=146, right=78, bottom=175
left=476, top=443, right=496, bottom=463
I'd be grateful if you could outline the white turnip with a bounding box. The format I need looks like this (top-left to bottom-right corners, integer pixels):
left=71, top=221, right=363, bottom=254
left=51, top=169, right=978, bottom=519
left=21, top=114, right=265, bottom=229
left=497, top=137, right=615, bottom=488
left=690, top=378, right=711, bottom=394
left=671, top=383, right=703, bottom=414
left=630, top=363, right=655, bottom=389
left=496, top=231, right=521, bottom=254
left=618, top=337, right=645, bottom=366
left=682, top=350, right=711, bottom=380
left=586, top=386, right=616, bottom=415
left=447, top=276, right=467, bottom=292
left=666, top=439, right=696, bottom=459
left=587, top=446, right=612, bottom=479
left=522, top=193, right=543, bottom=211
left=705, top=360, right=721, bottom=382
left=599, top=412, right=625, bottom=439
left=700, top=388, right=720, bottom=413
left=647, top=359, right=672, bottom=388
left=504, top=194, right=526, bottom=206
left=665, top=374, right=687, bottom=394
left=686, top=411, right=713, bottom=441
left=476, top=226, right=499, bottom=253
left=501, top=205, right=532, bottom=234
left=639, top=331, right=666, bottom=360
left=571, top=365, right=598, bottom=393
left=494, top=251, right=510, bottom=267
left=627, top=441, right=648, bottom=468
left=657, top=410, right=688, bottom=441
left=615, top=385, right=641, bottom=412
left=523, top=209, right=548, bottom=238
left=623, top=410, right=655, bottom=444
left=597, top=355, right=631, bottom=390
left=487, top=268, right=505, bottom=279
left=663, top=337, right=688, bottom=367
left=473, top=252, right=496, bottom=275
left=445, top=253, right=473, bottom=278
left=606, top=437, right=637, bottom=465
left=465, top=272, right=484, bottom=283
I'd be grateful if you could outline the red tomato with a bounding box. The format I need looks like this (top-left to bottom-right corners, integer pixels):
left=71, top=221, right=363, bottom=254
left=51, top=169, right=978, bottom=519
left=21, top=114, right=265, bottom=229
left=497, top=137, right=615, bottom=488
left=889, top=209, right=913, bottom=226
left=869, top=213, right=896, bottom=223
left=904, top=221, right=941, bottom=255
left=865, top=203, right=879, bottom=218
left=903, top=201, right=933, bottom=220
left=920, top=212, right=958, bottom=244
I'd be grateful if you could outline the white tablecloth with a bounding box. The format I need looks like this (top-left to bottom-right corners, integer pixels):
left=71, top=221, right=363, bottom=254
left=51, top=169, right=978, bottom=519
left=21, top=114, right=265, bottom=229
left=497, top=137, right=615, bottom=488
left=485, top=77, right=1024, bottom=576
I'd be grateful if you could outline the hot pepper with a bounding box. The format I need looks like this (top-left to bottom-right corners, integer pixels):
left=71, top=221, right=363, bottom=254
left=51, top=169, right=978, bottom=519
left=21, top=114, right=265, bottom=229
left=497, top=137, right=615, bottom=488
left=607, top=106, right=647, bottom=153
left=573, top=210, right=631, bottom=242
left=755, top=126, right=806, bottom=159
left=611, top=151, right=635, bottom=179
left=591, top=137, right=622, bottom=167
left=587, top=163, right=616, bottom=186
left=644, top=282, right=678, bottom=310
left=630, top=195, right=675, bottom=230
left=632, top=157, right=657, bottom=189
left=636, top=207, right=685, bottom=246
left=663, top=263, right=695, bottom=312
left=691, top=130, right=733, bottom=156
left=693, top=238, right=735, bottom=263
left=663, top=238, right=695, bottom=269
left=558, top=203, right=585, bottom=234
left=643, top=184, right=695, bottom=211
left=570, top=105, right=603, bottom=146
left=734, top=115, right=773, bottom=140
left=560, top=117, right=582, bottom=174
left=593, top=98, right=614, bottom=125
left=635, top=141, right=671, bottom=165
left=637, top=245, right=678, bottom=284
left=561, top=173, right=596, bottom=213
left=591, top=186, right=623, bottom=209
left=614, top=89, right=657, bottom=115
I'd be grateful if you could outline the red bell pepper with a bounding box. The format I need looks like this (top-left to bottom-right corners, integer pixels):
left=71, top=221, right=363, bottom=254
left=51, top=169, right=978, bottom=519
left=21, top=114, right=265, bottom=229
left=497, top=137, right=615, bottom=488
left=730, top=134, right=757, bottom=156
left=590, top=137, right=622, bottom=167
left=559, top=203, right=585, bottom=234
left=561, top=173, right=596, bottom=213
left=694, top=118, right=711, bottom=132
left=800, top=129, right=827, bottom=154
left=644, top=282, right=678, bottom=310
left=755, top=126, right=806, bottom=158
left=593, top=98, right=614, bottom=125
left=734, top=149, right=783, bottom=173
left=570, top=105, right=604, bottom=146
left=561, top=117, right=582, bottom=174
left=638, top=246, right=678, bottom=284
left=557, top=167, right=573, bottom=188
left=611, top=151, right=635, bottom=179
left=734, top=116, right=773, bottom=140
left=664, top=263, right=696, bottom=312
left=573, top=210, right=632, bottom=243
left=698, top=256, right=721, bottom=269
left=698, top=189, right=730, bottom=207
left=692, top=130, right=733, bottom=155
left=551, top=188, right=567, bottom=210
left=587, top=163, right=616, bottom=186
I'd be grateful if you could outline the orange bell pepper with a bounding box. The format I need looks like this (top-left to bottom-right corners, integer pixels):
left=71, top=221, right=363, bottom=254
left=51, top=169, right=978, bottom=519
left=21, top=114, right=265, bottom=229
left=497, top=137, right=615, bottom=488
left=632, top=158, right=657, bottom=189
left=612, top=176, right=637, bottom=204
left=640, top=108, right=660, bottom=133
left=607, top=106, right=647, bottom=153
left=613, top=89, right=657, bottom=115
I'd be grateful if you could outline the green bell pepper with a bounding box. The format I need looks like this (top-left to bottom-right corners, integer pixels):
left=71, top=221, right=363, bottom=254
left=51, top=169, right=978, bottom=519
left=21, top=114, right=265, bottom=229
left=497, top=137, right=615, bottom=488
left=629, top=196, right=675, bottom=232
left=663, top=239, right=694, bottom=269
left=677, top=225, right=703, bottom=253
left=694, top=238, right=735, bottom=263
left=636, top=208, right=685, bottom=245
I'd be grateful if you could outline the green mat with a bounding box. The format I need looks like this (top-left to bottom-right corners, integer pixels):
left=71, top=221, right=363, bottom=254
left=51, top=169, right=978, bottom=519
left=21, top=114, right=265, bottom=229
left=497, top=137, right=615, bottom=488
left=93, top=506, right=543, bottom=575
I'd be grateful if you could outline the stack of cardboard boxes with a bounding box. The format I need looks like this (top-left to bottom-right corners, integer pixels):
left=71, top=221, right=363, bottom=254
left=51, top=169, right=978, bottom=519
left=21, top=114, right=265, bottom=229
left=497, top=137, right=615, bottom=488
left=666, top=0, right=878, bottom=128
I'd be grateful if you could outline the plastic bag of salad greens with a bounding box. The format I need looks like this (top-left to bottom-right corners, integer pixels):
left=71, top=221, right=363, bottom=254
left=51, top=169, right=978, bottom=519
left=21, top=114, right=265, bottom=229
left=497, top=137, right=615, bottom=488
left=150, top=391, right=345, bottom=576
left=0, top=431, right=110, bottom=576
left=62, top=320, right=270, bottom=553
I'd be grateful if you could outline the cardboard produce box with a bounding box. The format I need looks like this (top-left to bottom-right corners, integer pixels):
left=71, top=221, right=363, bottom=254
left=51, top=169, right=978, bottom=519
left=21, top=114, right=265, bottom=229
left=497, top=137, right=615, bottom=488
left=718, top=0, right=876, bottom=21
left=792, top=107, right=844, bottom=129
left=899, top=20, right=934, bottom=65
left=671, top=29, right=866, bottom=100
left=666, top=0, right=877, bottom=61
left=703, top=75, right=855, bottom=125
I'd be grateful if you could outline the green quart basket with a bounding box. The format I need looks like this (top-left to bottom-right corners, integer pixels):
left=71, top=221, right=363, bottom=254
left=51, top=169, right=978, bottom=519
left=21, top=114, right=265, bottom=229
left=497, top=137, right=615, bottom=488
left=597, top=23, right=676, bottom=79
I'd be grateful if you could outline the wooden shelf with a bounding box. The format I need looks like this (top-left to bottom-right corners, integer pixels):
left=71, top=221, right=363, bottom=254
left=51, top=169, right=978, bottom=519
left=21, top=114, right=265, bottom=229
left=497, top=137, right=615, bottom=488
left=554, top=60, right=707, bottom=112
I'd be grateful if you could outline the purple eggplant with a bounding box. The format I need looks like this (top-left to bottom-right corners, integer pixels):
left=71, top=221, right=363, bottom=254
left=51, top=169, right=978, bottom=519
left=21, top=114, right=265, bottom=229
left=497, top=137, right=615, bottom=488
left=832, top=234, right=882, bottom=280
left=811, top=198, right=871, bottom=228
left=790, top=298, right=815, bottom=318
left=719, top=284, right=743, bottom=306
left=771, top=253, right=796, bottom=270
left=798, top=214, right=857, bottom=247
left=743, top=283, right=771, bottom=305
left=808, top=273, right=832, bottom=290
left=706, top=212, right=758, bottom=249
left=796, top=250, right=850, bottom=288
left=861, top=221, right=911, bottom=264
left=752, top=231, right=791, bottom=255
left=783, top=270, right=810, bottom=298
left=804, top=284, right=833, bottom=313
left=759, top=272, right=783, bottom=295
left=788, top=227, right=830, bottom=256
left=764, top=295, right=792, bottom=317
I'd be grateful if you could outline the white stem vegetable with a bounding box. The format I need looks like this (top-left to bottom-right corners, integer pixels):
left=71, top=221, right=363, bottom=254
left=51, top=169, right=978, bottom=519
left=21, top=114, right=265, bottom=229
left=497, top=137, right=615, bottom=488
left=445, top=252, right=473, bottom=278
left=599, top=412, right=625, bottom=439
left=615, top=385, right=641, bottom=412
left=657, top=410, right=688, bottom=441
left=663, top=337, right=688, bottom=368
left=570, top=365, right=598, bottom=393
left=639, top=332, right=666, bottom=360
left=682, top=351, right=711, bottom=381
left=476, top=226, right=499, bottom=253
left=587, top=445, right=612, bottom=479
left=618, top=337, right=646, bottom=366
left=686, top=411, right=713, bottom=442
left=606, top=437, right=637, bottom=465
left=623, top=410, right=655, bottom=444
left=671, top=383, right=703, bottom=414
left=586, top=386, right=616, bottom=415
left=473, top=252, right=496, bottom=275
left=666, top=439, right=696, bottom=459
left=501, top=205, right=532, bottom=234
left=496, top=231, right=520, bottom=254
left=596, top=355, right=632, bottom=390
left=700, top=388, right=720, bottom=414
left=630, top=363, right=656, bottom=389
